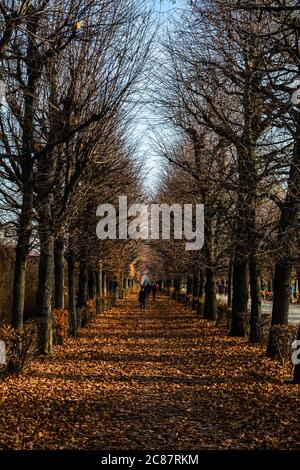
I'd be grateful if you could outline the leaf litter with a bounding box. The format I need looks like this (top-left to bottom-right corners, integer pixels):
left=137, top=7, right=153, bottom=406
left=0, top=295, right=299, bottom=450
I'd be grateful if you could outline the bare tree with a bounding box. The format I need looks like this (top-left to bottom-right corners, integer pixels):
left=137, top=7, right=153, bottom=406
left=0, top=0, right=152, bottom=353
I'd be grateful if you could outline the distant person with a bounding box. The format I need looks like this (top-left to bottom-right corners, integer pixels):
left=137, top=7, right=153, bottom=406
left=290, top=285, right=295, bottom=302
left=139, top=285, right=147, bottom=310
left=152, top=284, right=157, bottom=300
left=218, top=283, right=225, bottom=296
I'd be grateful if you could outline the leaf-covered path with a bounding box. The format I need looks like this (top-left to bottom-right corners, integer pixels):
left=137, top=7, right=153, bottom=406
left=0, top=294, right=299, bottom=450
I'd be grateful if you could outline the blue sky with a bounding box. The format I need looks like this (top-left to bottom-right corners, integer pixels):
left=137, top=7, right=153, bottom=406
left=130, top=0, right=187, bottom=193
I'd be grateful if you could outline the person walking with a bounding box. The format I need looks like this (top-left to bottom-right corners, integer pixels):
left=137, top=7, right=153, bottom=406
left=139, top=285, right=147, bottom=310
left=290, top=285, right=295, bottom=303
left=218, top=283, right=225, bottom=296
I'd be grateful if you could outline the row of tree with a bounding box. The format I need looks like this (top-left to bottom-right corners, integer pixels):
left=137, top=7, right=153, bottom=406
left=150, top=0, right=299, bottom=365
left=0, top=0, right=152, bottom=353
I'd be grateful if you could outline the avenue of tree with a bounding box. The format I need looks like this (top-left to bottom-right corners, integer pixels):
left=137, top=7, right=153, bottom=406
left=0, top=0, right=299, bottom=384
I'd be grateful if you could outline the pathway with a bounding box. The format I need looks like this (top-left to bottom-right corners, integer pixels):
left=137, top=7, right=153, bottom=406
left=0, top=294, right=298, bottom=449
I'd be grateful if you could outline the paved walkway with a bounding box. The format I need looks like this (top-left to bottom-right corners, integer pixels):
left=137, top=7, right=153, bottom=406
left=261, top=301, right=300, bottom=324
left=0, top=294, right=298, bottom=449
left=217, top=295, right=300, bottom=324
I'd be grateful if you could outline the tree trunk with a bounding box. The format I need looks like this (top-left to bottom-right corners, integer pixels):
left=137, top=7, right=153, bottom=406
left=199, top=269, right=205, bottom=298
left=108, top=280, right=113, bottom=307
left=120, top=275, right=124, bottom=299
left=271, top=263, right=291, bottom=326
left=267, top=262, right=291, bottom=356
left=293, top=324, right=300, bottom=384
left=12, top=17, right=40, bottom=328
left=54, top=237, right=64, bottom=309
left=227, top=259, right=233, bottom=308
left=249, top=258, right=262, bottom=342
left=295, top=279, right=299, bottom=301
left=96, top=261, right=103, bottom=314
left=230, top=258, right=248, bottom=336
left=103, top=270, right=107, bottom=310
left=113, top=280, right=119, bottom=305
left=77, top=260, right=88, bottom=327
left=67, top=251, right=77, bottom=337
left=172, top=277, right=179, bottom=301
left=123, top=276, right=128, bottom=296
left=230, top=142, right=257, bottom=337
left=88, top=269, right=96, bottom=299
left=192, top=274, right=199, bottom=310
left=268, top=276, right=273, bottom=292
left=204, top=267, right=217, bottom=320
left=11, top=175, right=33, bottom=328
left=189, top=277, right=194, bottom=305
left=36, top=232, right=54, bottom=355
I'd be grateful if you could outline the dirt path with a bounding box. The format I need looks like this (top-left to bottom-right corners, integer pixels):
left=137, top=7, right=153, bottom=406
left=0, top=294, right=298, bottom=450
